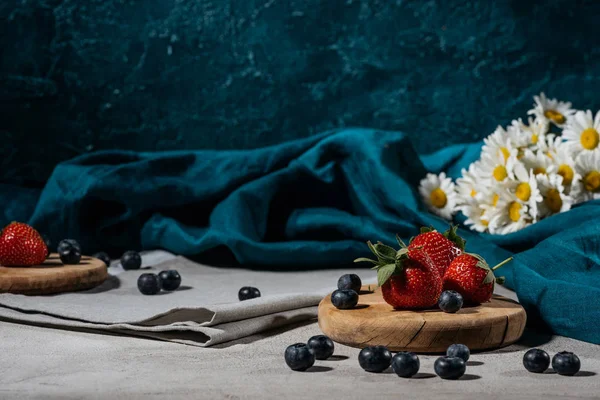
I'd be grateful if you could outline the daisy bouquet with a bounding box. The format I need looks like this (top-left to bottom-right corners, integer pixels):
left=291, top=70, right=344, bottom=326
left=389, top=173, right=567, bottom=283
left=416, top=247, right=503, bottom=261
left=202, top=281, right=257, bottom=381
left=420, top=93, right=600, bottom=234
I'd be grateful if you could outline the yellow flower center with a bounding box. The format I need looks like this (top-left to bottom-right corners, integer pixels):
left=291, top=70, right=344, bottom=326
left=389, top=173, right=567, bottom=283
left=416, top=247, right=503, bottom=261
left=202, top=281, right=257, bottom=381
left=580, top=128, right=599, bottom=150
left=557, top=164, right=574, bottom=186
left=500, top=147, right=510, bottom=162
left=492, top=193, right=499, bottom=207
left=533, top=167, right=546, bottom=175
left=531, top=134, right=539, bottom=144
left=583, top=170, right=600, bottom=192
left=544, top=109, right=566, bottom=125
left=470, top=188, right=477, bottom=197
left=430, top=188, right=448, bottom=208
left=544, top=188, right=562, bottom=213
left=517, top=148, right=526, bottom=160
left=493, top=165, right=508, bottom=181
left=515, top=182, right=531, bottom=201
left=508, top=201, right=522, bottom=222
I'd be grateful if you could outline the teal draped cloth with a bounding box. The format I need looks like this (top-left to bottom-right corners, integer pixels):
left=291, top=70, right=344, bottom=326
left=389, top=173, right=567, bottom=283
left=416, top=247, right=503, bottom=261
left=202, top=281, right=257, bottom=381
left=5, top=129, right=599, bottom=344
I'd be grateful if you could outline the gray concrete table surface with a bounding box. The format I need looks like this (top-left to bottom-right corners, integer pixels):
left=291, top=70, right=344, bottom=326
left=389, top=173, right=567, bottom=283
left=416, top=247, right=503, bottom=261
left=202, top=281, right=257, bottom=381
left=0, top=287, right=598, bottom=399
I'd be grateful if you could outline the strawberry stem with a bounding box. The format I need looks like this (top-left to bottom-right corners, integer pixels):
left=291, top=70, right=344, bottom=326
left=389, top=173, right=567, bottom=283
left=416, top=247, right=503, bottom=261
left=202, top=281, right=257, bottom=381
left=492, top=257, right=513, bottom=271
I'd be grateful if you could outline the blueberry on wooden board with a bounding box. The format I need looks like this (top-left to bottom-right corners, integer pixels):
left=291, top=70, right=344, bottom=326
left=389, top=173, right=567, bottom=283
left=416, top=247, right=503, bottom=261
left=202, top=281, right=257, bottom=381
left=284, top=343, right=315, bottom=371
left=358, top=346, right=392, bottom=373
left=58, top=239, right=81, bottom=254
left=93, top=252, right=111, bottom=267
left=446, top=343, right=470, bottom=362
left=121, top=251, right=142, bottom=270
left=307, top=335, right=335, bottom=360
left=138, top=273, right=161, bottom=295
left=391, top=352, right=420, bottom=378
left=438, top=290, right=463, bottom=313
left=331, top=289, right=358, bottom=309
left=59, top=245, right=81, bottom=265
left=552, top=351, right=581, bottom=376
left=337, top=274, right=362, bottom=293
left=158, top=270, right=182, bottom=291
left=523, top=349, right=550, bottom=373
left=238, top=286, right=261, bottom=301
left=434, top=356, right=466, bottom=380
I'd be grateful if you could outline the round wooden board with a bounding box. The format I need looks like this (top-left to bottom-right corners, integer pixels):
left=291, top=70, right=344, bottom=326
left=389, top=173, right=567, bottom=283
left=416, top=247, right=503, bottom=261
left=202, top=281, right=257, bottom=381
left=0, top=254, right=108, bottom=295
left=318, top=284, right=527, bottom=353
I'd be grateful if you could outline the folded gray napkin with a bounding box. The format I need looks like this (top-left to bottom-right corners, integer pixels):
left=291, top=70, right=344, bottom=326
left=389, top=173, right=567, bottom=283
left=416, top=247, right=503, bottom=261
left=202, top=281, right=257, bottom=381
left=0, top=251, right=373, bottom=346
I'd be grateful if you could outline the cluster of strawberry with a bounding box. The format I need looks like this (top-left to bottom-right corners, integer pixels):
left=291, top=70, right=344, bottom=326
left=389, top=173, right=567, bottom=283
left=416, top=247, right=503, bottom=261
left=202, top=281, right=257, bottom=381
left=356, top=226, right=511, bottom=309
left=0, top=222, right=48, bottom=267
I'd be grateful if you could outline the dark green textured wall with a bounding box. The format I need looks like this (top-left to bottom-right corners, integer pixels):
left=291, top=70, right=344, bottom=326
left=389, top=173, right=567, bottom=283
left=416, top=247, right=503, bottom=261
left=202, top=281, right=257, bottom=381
left=2, top=0, right=600, bottom=187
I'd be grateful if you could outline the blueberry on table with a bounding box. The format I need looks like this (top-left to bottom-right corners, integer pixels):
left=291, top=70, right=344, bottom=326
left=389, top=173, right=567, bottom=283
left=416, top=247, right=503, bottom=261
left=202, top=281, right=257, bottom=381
left=438, top=290, right=463, bottom=313
left=284, top=343, right=315, bottom=371
left=58, top=239, right=81, bottom=254
left=358, top=346, right=392, bottom=373
left=121, top=251, right=142, bottom=270
left=331, top=289, right=358, bottom=310
left=159, top=270, right=182, bottom=291
left=307, top=335, right=335, bottom=360
left=391, top=352, right=420, bottom=378
left=93, top=252, right=111, bottom=267
left=238, top=286, right=261, bottom=301
left=59, top=245, right=81, bottom=265
left=137, top=273, right=161, bottom=295
left=434, top=356, right=466, bottom=380
left=337, top=274, right=362, bottom=293
left=523, top=349, right=550, bottom=373
left=446, top=343, right=470, bottom=362
left=552, top=351, right=581, bottom=376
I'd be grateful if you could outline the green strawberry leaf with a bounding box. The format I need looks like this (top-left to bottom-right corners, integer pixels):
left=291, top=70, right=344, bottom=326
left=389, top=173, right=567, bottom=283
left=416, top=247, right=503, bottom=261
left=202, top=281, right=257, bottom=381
left=374, top=242, right=397, bottom=262
left=482, top=269, right=496, bottom=285
left=377, top=263, right=397, bottom=286
left=396, top=234, right=408, bottom=249
left=420, top=226, right=435, bottom=234
left=443, top=225, right=466, bottom=251
left=354, top=257, right=378, bottom=265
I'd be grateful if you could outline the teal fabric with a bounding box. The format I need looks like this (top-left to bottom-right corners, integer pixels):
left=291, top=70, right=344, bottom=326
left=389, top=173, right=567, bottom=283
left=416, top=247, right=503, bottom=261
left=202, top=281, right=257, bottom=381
left=5, top=128, right=599, bottom=344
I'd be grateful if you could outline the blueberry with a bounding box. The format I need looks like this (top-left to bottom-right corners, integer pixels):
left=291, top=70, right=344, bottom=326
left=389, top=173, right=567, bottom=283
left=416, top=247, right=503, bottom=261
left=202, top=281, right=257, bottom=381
left=59, top=245, right=81, bottom=265
left=438, top=290, right=463, bottom=313
left=158, top=270, right=182, bottom=291
left=307, top=335, right=335, bottom=360
left=391, top=352, right=420, bottom=378
left=331, top=289, right=358, bottom=309
left=58, top=239, right=81, bottom=254
left=121, top=251, right=142, bottom=270
left=523, top=349, right=550, bottom=373
left=137, top=273, right=161, bottom=295
left=238, top=286, right=261, bottom=301
left=93, top=252, right=111, bottom=267
left=284, top=343, right=315, bottom=371
left=552, top=351, right=581, bottom=376
left=337, top=274, right=362, bottom=293
left=434, top=356, right=466, bottom=380
left=358, top=346, right=392, bottom=373
left=447, top=343, right=470, bottom=362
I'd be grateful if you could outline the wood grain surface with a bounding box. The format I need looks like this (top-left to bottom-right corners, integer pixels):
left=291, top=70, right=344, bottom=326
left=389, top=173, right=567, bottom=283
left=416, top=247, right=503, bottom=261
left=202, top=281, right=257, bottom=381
left=318, top=284, right=527, bottom=353
left=0, top=254, right=108, bottom=295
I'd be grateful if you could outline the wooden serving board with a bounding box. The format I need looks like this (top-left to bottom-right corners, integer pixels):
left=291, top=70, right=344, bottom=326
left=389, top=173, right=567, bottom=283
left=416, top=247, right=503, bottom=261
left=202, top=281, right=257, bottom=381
left=0, top=254, right=108, bottom=295
left=318, top=284, right=526, bottom=353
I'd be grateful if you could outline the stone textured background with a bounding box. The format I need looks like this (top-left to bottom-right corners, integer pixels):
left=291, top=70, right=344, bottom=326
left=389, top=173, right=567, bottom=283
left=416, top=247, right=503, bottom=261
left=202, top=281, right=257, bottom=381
left=2, top=0, right=600, bottom=187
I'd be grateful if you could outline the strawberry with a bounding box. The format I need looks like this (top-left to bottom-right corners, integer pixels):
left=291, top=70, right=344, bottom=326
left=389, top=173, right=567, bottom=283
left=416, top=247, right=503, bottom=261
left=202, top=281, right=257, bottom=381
left=443, top=253, right=512, bottom=304
left=355, top=241, right=442, bottom=309
left=405, top=226, right=465, bottom=277
left=0, top=222, right=48, bottom=267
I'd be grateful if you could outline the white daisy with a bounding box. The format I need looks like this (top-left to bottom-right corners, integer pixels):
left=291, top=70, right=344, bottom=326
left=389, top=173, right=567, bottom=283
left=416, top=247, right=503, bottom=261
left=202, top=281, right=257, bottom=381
left=479, top=147, right=517, bottom=184
left=527, top=92, right=575, bottom=127
left=482, top=126, right=518, bottom=163
left=571, top=151, right=600, bottom=202
left=461, top=200, right=490, bottom=233
left=488, top=189, right=532, bottom=234
left=503, top=162, right=542, bottom=221
left=562, top=109, right=600, bottom=154
left=536, top=173, right=573, bottom=218
left=456, top=162, right=483, bottom=204
left=419, top=172, right=458, bottom=220
left=521, top=149, right=553, bottom=176
left=546, top=139, right=581, bottom=194
left=508, top=117, right=549, bottom=152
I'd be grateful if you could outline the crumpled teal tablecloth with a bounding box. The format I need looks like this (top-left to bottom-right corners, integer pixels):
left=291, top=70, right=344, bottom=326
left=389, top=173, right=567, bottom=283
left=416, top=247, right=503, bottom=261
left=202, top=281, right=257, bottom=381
left=4, top=129, right=599, bottom=344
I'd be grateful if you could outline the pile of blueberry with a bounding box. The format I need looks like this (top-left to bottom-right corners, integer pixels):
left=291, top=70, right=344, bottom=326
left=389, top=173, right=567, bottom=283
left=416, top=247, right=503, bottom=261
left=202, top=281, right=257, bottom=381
left=523, top=348, right=581, bottom=376
left=57, top=239, right=82, bottom=265
left=137, top=270, right=182, bottom=295
left=284, top=335, right=335, bottom=371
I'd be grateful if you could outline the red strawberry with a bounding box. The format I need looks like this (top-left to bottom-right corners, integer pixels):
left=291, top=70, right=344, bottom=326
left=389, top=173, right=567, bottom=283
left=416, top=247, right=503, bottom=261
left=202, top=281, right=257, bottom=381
left=443, top=253, right=512, bottom=304
left=355, top=241, right=442, bottom=309
left=0, top=222, right=48, bottom=266
left=406, top=226, right=465, bottom=277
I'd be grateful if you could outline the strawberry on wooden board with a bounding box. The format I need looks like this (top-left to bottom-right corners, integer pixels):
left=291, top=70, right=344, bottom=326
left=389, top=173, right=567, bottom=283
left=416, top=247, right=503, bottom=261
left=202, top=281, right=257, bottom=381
left=355, top=241, right=442, bottom=309
left=443, top=253, right=512, bottom=304
left=0, top=222, right=48, bottom=267
left=405, top=226, right=465, bottom=277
